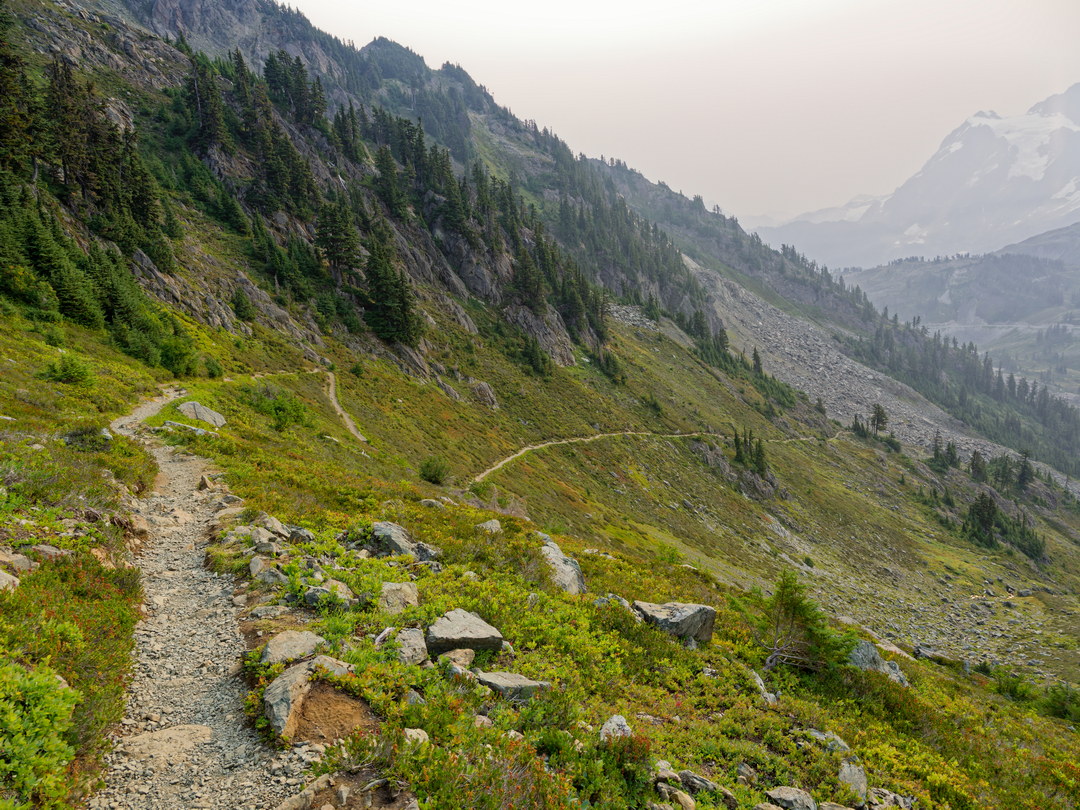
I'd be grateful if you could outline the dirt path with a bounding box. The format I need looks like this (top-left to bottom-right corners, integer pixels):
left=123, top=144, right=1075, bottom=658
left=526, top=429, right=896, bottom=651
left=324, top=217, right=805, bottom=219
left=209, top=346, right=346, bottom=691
left=87, top=390, right=299, bottom=810
left=472, top=430, right=725, bottom=483
left=322, top=370, right=366, bottom=442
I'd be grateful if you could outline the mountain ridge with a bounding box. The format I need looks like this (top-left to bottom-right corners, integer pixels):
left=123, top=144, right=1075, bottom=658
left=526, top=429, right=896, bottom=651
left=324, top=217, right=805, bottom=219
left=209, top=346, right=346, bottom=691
left=758, top=83, right=1080, bottom=268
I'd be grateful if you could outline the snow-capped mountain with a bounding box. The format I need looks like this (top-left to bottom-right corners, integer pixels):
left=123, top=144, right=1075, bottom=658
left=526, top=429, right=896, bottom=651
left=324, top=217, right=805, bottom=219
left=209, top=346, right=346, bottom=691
left=757, top=83, right=1080, bottom=269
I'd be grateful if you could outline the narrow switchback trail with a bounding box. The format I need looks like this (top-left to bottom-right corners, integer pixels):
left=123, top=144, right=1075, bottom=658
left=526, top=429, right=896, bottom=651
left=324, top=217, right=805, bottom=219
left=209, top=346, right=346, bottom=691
left=87, top=391, right=301, bottom=810
left=472, top=430, right=726, bottom=483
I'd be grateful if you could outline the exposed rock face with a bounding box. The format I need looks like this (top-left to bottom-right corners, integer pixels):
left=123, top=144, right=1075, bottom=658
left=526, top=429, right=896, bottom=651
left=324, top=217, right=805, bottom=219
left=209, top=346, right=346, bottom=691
left=303, top=579, right=356, bottom=608
left=475, top=519, right=502, bottom=535
left=177, top=400, right=226, bottom=427
left=425, top=609, right=503, bottom=655
left=474, top=671, right=551, bottom=701
left=471, top=381, right=499, bottom=409
left=260, top=630, right=325, bottom=666
left=849, top=640, right=909, bottom=686
left=503, top=304, right=576, bottom=366
left=867, top=787, right=915, bottom=809
left=632, top=601, right=716, bottom=642
left=0, top=570, right=19, bottom=591
left=538, top=535, right=587, bottom=594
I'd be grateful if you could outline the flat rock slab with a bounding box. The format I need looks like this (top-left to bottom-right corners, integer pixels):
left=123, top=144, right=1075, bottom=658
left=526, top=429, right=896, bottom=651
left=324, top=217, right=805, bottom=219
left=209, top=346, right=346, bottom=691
left=475, top=671, right=551, bottom=701
left=177, top=400, right=226, bottom=428
left=0, top=570, right=19, bottom=591
left=261, top=630, right=326, bottom=665
left=426, top=608, right=503, bottom=655
left=632, top=600, right=716, bottom=642
left=121, top=724, right=212, bottom=763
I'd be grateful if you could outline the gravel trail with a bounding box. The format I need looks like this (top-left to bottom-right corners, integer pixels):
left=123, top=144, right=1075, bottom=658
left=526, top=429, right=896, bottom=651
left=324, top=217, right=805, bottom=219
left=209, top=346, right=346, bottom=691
left=86, top=389, right=303, bottom=810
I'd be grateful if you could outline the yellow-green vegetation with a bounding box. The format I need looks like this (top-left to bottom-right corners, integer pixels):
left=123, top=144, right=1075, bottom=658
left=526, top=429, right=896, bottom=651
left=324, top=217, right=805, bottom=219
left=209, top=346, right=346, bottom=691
left=143, top=305, right=1080, bottom=808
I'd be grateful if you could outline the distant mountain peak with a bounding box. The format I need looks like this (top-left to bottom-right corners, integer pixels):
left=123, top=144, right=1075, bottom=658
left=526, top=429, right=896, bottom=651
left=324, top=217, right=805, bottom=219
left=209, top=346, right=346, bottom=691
left=759, top=83, right=1080, bottom=268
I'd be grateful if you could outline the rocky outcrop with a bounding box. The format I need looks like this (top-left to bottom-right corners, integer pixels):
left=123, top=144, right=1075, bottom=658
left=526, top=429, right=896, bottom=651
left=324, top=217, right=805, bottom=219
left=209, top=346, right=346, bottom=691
left=600, top=714, right=632, bottom=741
left=632, top=601, right=715, bottom=642
left=396, top=628, right=428, bottom=666
left=503, top=304, right=576, bottom=366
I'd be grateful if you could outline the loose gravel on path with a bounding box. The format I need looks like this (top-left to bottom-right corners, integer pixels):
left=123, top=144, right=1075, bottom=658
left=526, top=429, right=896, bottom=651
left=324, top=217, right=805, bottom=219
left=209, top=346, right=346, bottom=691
left=87, top=390, right=307, bottom=810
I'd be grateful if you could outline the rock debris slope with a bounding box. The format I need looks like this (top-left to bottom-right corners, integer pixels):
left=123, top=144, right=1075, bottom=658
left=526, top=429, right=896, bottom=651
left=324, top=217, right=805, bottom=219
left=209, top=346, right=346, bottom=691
left=88, top=391, right=303, bottom=809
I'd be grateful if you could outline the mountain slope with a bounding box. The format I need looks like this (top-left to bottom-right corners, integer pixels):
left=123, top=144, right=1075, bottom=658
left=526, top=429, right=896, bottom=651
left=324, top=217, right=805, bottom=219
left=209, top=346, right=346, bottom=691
left=1, top=1, right=1080, bottom=808
left=759, top=83, right=1080, bottom=268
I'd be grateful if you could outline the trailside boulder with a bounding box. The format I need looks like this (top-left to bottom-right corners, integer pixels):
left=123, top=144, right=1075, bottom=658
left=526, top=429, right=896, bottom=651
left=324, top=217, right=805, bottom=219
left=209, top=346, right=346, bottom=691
left=260, top=630, right=325, bottom=665
left=425, top=609, right=503, bottom=655
left=538, top=536, right=586, bottom=594
left=632, top=601, right=715, bottom=643
left=177, top=400, right=226, bottom=428
left=678, top=771, right=718, bottom=794
left=263, top=655, right=351, bottom=739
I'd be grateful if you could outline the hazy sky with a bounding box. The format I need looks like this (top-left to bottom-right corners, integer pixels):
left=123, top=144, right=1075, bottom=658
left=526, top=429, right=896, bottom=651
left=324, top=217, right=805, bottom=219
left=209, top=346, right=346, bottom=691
left=289, top=0, right=1080, bottom=221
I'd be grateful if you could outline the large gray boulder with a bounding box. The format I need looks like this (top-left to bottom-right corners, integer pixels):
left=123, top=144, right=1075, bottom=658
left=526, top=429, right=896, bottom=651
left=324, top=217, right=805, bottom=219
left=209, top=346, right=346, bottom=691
left=632, top=600, right=715, bottom=642
left=765, top=786, right=818, bottom=810
left=177, top=400, right=226, bottom=428
left=371, top=521, right=416, bottom=556
left=368, top=522, right=442, bottom=561
left=260, top=630, right=325, bottom=665
left=426, top=609, right=503, bottom=655
left=474, top=671, right=551, bottom=702
left=0, top=570, right=19, bottom=591
left=263, top=655, right=351, bottom=739
left=538, top=536, right=586, bottom=594
left=396, top=628, right=428, bottom=665
left=849, top=640, right=909, bottom=686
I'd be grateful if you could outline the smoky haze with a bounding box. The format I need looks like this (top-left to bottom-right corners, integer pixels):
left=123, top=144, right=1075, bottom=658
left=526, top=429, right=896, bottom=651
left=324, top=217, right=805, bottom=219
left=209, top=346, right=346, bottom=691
left=287, top=0, right=1080, bottom=223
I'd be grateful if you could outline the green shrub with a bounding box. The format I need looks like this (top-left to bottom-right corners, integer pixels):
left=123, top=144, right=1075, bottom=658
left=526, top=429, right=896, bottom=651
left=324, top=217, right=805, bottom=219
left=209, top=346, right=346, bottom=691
left=241, top=383, right=309, bottom=431
left=419, top=455, right=450, bottom=485
left=39, top=353, right=94, bottom=386
left=204, top=355, right=223, bottom=378
left=0, top=656, right=78, bottom=807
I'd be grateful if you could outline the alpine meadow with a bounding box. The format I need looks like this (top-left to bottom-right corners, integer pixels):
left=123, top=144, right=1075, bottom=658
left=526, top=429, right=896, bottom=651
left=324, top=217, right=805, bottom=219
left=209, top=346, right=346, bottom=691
left=0, top=1, right=1078, bottom=809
